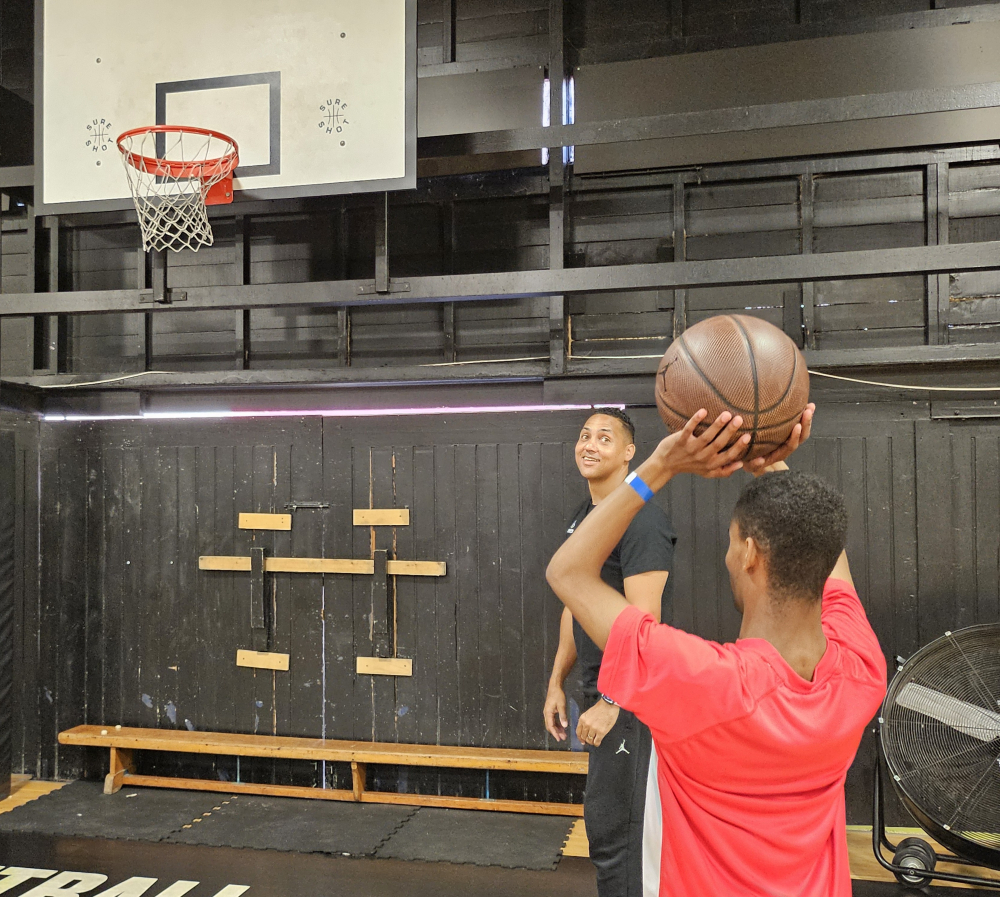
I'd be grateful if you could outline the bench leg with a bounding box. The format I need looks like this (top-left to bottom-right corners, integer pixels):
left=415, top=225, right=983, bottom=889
left=351, top=761, right=366, bottom=802
left=104, top=747, right=134, bottom=795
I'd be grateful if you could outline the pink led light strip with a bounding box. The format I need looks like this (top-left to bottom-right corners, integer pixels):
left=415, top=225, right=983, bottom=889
left=44, top=403, right=625, bottom=423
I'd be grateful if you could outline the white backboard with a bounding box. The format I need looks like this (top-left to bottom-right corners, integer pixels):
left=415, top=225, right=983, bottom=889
left=37, top=0, right=416, bottom=213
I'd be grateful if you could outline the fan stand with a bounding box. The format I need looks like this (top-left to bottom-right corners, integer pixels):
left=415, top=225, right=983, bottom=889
left=872, top=751, right=1000, bottom=890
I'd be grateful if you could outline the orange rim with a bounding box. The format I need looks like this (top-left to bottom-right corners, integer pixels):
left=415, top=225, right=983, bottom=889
left=117, top=125, right=239, bottom=181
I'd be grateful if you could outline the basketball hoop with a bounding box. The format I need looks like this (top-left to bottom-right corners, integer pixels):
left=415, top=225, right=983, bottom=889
left=117, top=125, right=239, bottom=253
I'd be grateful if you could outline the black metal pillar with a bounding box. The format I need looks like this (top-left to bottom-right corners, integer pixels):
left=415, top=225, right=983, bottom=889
left=800, top=167, right=816, bottom=349
left=337, top=204, right=351, bottom=366
left=671, top=174, right=688, bottom=338
left=441, top=0, right=456, bottom=64
left=926, top=161, right=950, bottom=345
left=548, top=0, right=568, bottom=375
left=375, top=193, right=389, bottom=294
left=235, top=215, right=251, bottom=369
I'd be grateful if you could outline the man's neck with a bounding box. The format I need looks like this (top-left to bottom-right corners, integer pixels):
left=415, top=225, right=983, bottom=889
left=739, top=597, right=827, bottom=682
left=588, top=466, right=629, bottom=504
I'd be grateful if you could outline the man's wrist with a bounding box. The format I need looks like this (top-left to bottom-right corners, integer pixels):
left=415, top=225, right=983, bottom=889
left=634, top=456, right=676, bottom=494
left=600, top=694, right=617, bottom=707
left=624, top=471, right=654, bottom=502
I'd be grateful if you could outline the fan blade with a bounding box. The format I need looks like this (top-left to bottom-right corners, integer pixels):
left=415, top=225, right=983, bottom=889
left=896, top=683, right=1000, bottom=742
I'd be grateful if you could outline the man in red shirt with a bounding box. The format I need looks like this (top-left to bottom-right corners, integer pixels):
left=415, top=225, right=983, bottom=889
left=546, top=407, right=886, bottom=897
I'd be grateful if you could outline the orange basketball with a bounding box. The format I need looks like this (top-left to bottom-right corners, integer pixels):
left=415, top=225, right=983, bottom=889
left=654, top=315, right=810, bottom=461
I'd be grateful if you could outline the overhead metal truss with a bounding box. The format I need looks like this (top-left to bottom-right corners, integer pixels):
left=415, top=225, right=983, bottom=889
left=1, top=239, right=1000, bottom=319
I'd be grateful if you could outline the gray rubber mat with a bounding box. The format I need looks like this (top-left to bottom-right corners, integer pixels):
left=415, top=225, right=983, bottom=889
left=376, top=808, right=574, bottom=870
left=0, top=781, right=234, bottom=841
left=166, top=795, right=417, bottom=856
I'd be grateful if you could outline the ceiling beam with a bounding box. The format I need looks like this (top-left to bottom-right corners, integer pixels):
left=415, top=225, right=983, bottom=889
left=419, top=81, right=1000, bottom=156
left=3, top=240, right=1000, bottom=318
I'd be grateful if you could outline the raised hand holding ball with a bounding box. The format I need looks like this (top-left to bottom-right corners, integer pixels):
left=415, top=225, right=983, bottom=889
left=654, top=314, right=809, bottom=461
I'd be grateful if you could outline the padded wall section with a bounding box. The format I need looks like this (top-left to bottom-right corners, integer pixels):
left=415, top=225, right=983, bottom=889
left=0, top=431, right=15, bottom=799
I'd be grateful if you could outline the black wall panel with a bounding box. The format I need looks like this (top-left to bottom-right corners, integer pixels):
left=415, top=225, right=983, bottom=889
left=0, top=429, right=15, bottom=799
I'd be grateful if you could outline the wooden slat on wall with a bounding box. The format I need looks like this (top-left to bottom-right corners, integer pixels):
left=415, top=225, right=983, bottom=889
left=412, top=446, right=438, bottom=745
left=569, top=187, right=675, bottom=268
left=0, top=221, right=34, bottom=377
left=350, top=305, right=447, bottom=366
left=323, top=435, right=355, bottom=752
left=945, top=163, right=1000, bottom=344
left=950, top=163, right=1000, bottom=245
left=453, top=195, right=549, bottom=274
left=453, top=443, right=481, bottom=749
left=286, top=435, right=324, bottom=747
left=431, top=444, right=460, bottom=747
left=685, top=283, right=787, bottom=332
left=417, top=0, right=548, bottom=67
left=914, top=421, right=1000, bottom=638
left=813, top=169, right=926, bottom=254
left=686, top=179, right=800, bottom=261
left=0, top=225, right=30, bottom=294
left=813, top=275, right=925, bottom=349
left=7, top=419, right=39, bottom=777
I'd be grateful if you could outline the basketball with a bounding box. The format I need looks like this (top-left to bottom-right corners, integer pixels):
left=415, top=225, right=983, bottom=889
left=654, top=314, right=810, bottom=461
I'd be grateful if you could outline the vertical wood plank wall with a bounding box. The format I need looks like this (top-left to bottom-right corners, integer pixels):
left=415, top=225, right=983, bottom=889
left=4, top=403, right=1000, bottom=819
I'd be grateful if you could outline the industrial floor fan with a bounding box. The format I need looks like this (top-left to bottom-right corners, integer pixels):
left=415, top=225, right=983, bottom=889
left=874, top=623, right=1000, bottom=889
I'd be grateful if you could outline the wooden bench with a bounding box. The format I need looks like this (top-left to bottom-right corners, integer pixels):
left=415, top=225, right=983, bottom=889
left=58, top=726, right=587, bottom=816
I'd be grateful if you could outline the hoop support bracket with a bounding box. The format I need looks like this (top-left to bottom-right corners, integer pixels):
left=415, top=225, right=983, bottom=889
left=139, top=290, right=188, bottom=305
left=357, top=280, right=411, bottom=296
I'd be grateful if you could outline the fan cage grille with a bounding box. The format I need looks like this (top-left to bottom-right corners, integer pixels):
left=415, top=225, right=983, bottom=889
left=881, top=623, right=1000, bottom=864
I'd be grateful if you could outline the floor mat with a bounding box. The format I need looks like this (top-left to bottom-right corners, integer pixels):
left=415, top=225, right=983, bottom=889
left=0, top=781, right=234, bottom=841
left=376, top=808, right=575, bottom=870
left=167, top=795, right=416, bottom=856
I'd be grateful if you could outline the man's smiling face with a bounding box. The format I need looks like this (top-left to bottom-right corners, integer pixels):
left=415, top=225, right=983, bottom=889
left=575, top=413, right=635, bottom=484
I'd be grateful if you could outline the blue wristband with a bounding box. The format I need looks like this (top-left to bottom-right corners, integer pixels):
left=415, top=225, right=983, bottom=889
left=625, top=471, right=654, bottom=502
left=601, top=694, right=617, bottom=706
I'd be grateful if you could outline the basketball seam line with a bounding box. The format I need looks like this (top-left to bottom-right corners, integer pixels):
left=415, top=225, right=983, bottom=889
left=657, top=391, right=807, bottom=433
left=769, top=344, right=801, bottom=416
left=656, top=391, right=794, bottom=445
left=731, top=316, right=760, bottom=456
left=668, top=325, right=800, bottom=418
left=657, top=387, right=805, bottom=431
left=674, top=332, right=739, bottom=411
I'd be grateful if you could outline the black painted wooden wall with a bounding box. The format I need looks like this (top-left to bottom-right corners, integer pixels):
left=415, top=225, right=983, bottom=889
left=0, top=429, right=15, bottom=800
left=7, top=397, right=1000, bottom=821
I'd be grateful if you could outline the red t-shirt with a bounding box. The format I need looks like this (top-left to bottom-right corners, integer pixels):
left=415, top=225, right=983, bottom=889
left=597, top=578, right=886, bottom=897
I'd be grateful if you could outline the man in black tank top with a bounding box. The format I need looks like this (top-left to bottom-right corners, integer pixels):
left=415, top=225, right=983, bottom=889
left=544, top=408, right=676, bottom=897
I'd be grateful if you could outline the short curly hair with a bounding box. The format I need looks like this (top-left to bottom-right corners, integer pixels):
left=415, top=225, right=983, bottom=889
left=588, top=407, right=635, bottom=443
left=732, top=471, right=847, bottom=600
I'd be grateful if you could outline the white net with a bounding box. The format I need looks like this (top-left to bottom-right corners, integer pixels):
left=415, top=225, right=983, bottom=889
left=118, top=128, right=238, bottom=253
